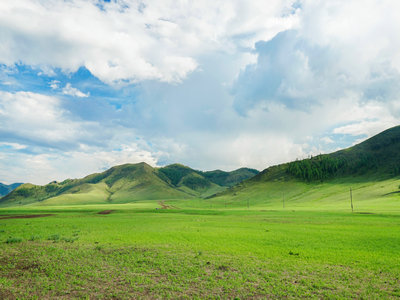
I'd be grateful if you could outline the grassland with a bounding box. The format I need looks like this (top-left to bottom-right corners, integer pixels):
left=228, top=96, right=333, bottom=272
left=1, top=187, right=400, bottom=299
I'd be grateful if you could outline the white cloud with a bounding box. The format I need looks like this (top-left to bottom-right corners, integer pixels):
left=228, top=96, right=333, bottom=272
left=0, top=91, right=162, bottom=184
left=0, top=91, right=95, bottom=148
left=49, top=80, right=60, bottom=89
left=0, top=144, right=159, bottom=185
left=0, top=142, right=27, bottom=150
left=62, top=83, right=89, bottom=98
left=321, top=137, right=334, bottom=144
left=333, top=120, right=398, bottom=138
left=138, top=86, right=399, bottom=172
left=299, top=0, right=400, bottom=74
left=231, top=0, right=400, bottom=153
left=0, top=0, right=298, bottom=85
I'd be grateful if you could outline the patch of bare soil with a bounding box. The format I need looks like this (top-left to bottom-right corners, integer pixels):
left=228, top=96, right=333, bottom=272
left=0, top=214, right=54, bottom=220
left=0, top=288, right=16, bottom=300
left=157, top=201, right=170, bottom=209
left=97, top=210, right=114, bottom=215
left=156, top=201, right=180, bottom=209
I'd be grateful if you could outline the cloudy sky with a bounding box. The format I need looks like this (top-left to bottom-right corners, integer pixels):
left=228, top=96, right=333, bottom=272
left=0, top=0, right=399, bottom=184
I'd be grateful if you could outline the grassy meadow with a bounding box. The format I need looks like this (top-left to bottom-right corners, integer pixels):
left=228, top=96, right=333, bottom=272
left=1, top=177, right=400, bottom=299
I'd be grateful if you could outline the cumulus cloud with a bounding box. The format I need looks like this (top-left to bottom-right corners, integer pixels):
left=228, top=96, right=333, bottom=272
left=49, top=80, right=60, bottom=90
left=62, top=83, right=89, bottom=98
left=0, top=91, right=97, bottom=149
left=233, top=27, right=400, bottom=113
left=142, top=91, right=399, bottom=172
left=0, top=91, right=160, bottom=184
left=0, top=0, right=298, bottom=85
left=0, top=142, right=27, bottom=150
left=321, top=137, right=334, bottom=144
left=0, top=90, right=153, bottom=154
left=232, top=0, right=400, bottom=139
left=0, top=143, right=159, bottom=185
left=299, top=0, right=400, bottom=72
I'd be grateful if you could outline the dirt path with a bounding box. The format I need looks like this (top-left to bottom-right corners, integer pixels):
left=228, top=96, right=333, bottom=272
left=0, top=214, right=54, bottom=220
left=157, top=201, right=179, bottom=209
left=98, top=210, right=114, bottom=215
left=158, top=201, right=170, bottom=209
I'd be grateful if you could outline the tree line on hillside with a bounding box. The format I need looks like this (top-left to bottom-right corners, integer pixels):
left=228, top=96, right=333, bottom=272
left=286, top=153, right=382, bottom=182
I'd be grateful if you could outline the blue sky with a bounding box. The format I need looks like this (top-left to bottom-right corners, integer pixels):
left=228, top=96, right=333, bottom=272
left=0, top=0, right=399, bottom=184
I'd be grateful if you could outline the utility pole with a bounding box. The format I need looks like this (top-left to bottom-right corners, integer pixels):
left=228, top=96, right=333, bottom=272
left=350, top=187, right=353, bottom=213
left=283, top=192, right=285, bottom=209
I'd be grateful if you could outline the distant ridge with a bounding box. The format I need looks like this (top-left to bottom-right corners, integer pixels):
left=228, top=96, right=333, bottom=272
left=0, top=182, right=23, bottom=197
left=0, top=163, right=258, bottom=206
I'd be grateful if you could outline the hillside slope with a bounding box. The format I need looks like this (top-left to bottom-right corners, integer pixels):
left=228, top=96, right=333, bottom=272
left=256, top=125, right=400, bottom=183
left=0, top=163, right=258, bottom=206
left=212, top=126, right=400, bottom=208
left=203, top=168, right=259, bottom=187
left=158, top=164, right=259, bottom=196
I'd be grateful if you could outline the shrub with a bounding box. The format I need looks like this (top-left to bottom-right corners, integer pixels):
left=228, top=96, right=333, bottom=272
left=29, top=235, right=41, bottom=241
left=6, top=237, right=22, bottom=244
left=47, top=234, right=60, bottom=241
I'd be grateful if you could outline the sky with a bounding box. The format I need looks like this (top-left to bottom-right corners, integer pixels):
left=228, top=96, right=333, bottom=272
left=0, top=0, right=399, bottom=185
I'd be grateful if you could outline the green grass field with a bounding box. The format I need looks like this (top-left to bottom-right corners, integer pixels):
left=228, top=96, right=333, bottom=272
left=1, top=188, right=400, bottom=298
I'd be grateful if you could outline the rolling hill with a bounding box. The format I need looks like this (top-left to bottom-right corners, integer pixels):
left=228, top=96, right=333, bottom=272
left=261, top=125, right=400, bottom=182
left=0, top=163, right=258, bottom=206
left=0, top=182, right=23, bottom=197
left=210, top=125, right=400, bottom=211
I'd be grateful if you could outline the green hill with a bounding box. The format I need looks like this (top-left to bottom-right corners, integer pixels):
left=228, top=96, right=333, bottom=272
left=0, top=163, right=258, bottom=206
left=210, top=126, right=400, bottom=210
left=203, top=168, right=259, bottom=187
left=284, top=125, right=400, bottom=181
left=251, top=125, right=400, bottom=183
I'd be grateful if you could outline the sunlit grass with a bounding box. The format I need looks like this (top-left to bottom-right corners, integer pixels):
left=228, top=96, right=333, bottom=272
left=1, top=175, right=400, bottom=297
left=0, top=204, right=399, bottom=298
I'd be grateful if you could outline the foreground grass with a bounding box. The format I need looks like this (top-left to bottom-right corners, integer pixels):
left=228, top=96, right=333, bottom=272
left=0, top=207, right=400, bottom=298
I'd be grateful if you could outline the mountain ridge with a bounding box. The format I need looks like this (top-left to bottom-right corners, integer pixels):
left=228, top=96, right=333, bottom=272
left=0, top=182, right=23, bottom=197
left=0, top=163, right=258, bottom=206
